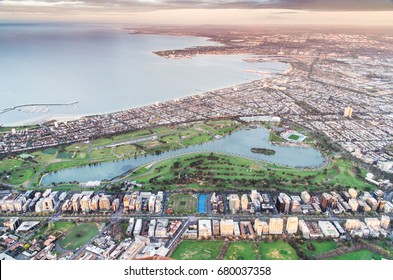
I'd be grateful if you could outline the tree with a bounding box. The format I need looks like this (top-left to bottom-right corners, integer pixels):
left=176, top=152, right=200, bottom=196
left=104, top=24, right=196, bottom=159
left=307, top=242, right=316, bottom=252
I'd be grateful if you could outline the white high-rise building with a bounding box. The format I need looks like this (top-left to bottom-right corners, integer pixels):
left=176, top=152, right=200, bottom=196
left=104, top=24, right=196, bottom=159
left=344, top=107, right=353, bottom=118
left=228, top=195, right=240, bottom=212
left=286, top=217, right=298, bottom=234
left=318, top=221, right=339, bottom=238
left=298, top=220, right=310, bottom=239
left=380, top=216, right=390, bottom=230
left=220, top=219, right=234, bottom=236
left=198, top=220, right=212, bottom=238
left=269, top=218, right=283, bottom=235
left=301, top=191, right=311, bottom=204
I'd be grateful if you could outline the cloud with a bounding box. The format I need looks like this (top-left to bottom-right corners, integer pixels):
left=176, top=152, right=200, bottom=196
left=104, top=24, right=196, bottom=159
left=0, top=0, right=88, bottom=7
left=0, top=0, right=392, bottom=11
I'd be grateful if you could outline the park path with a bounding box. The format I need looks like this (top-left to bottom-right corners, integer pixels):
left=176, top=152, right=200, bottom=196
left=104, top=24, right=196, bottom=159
left=217, top=240, right=230, bottom=260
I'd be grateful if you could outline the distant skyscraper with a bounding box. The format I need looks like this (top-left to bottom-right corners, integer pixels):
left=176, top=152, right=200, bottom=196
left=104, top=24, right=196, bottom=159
left=344, top=107, right=353, bottom=118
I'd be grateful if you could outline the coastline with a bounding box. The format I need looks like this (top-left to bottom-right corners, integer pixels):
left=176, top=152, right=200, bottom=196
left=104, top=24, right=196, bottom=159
left=0, top=27, right=289, bottom=128
left=3, top=114, right=85, bottom=127
left=1, top=68, right=286, bottom=128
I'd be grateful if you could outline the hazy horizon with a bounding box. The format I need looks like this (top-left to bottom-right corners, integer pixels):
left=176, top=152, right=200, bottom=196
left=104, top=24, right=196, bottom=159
left=1, top=0, right=393, bottom=25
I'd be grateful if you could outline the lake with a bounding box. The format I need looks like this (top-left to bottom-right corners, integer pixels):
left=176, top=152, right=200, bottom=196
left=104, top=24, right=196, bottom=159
left=0, top=23, right=289, bottom=126
left=41, top=127, right=325, bottom=185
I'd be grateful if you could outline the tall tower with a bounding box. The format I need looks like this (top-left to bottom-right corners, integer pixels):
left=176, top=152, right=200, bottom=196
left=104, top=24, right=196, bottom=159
left=344, top=107, right=353, bottom=118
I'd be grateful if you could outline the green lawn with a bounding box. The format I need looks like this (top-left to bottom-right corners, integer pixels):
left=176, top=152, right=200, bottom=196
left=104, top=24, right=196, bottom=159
left=5, top=168, right=35, bottom=185
left=151, top=126, right=174, bottom=135
left=43, top=159, right=106, bottom=174
left=167, top=194, right=198, bottom=214
left=36, top=121, right=239, bottom=182
left=0, top=158, right=36, bottom=185
left=65, top=143, right=90, bottom=153
left=0, top=158, right=23, bottom=172
left=120, top=222, right=129, bottom=235
left=45, top=222, right=77, bottom=235
left=90, top=148, right=114, bottom=159
left=328, top=250, right=385, bottom=260
left=128, top=152, right=374, bottom=192
left=42, top=148, right=59, bottom=155
left=299, top=241, right=339, bottom=257
left=171, top=240, right=224, bottom=260
left=288, top=134, right=301, bottom=141
left=91, top=138, right=113, bottom=147
left=53, top=222, right=77, bottom=233
left=59, top=223, right=99, bottom=250
left=259, top=241, right=299, bottom=260
left=113, top=145, right=139, bottom=157
left=130, top=153, right=264, bottom=185
left=1, top=120, right=375, bottom=192
left=33, top=150, right=57, bottom=163
left=56, top=152, right=74, bottom=159
left=224, top=242, right=258, bottom=260
left=269, top=132, right=285, bottom=142
left=371, top=240, right=393, bottom=256
left=181, top=135, right=213, bottom=146
left=1, top=121, right=240, bottom=187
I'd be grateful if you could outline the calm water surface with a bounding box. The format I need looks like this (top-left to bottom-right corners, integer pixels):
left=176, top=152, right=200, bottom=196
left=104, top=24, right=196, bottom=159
left=0, top=24, right=288, bottom=125
left=41, top=128, right=325, bottom=185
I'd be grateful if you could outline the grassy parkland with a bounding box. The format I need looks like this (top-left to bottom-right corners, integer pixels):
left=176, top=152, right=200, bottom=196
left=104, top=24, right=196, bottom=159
left=298, top=240, right=339, bottom=258
left=171, top=240, right=391, bottom=260
left=0, top=120, right=239, bottom=187
left=224, top=242, right=258, bottom=260
left=167, top=193, right=198, bottom=214
left=0, top=118, right=376, bottom=194
left=327, top=250, right=385, bottom=260
left=171, top=240, right=224, bottom=260
left=128, top=152, right=375, bottom=192
left=258, top=241, right=299, bottom=260
left=58, top=223, right=99, bottom=251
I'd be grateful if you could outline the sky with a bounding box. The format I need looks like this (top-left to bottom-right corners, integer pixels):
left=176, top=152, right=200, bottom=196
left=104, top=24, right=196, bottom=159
left=0, top=0, right=393, bottom=25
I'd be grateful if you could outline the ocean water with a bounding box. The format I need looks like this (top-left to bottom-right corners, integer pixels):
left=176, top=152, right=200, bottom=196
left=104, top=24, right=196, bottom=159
left=0, top=23, right=289, bottom=126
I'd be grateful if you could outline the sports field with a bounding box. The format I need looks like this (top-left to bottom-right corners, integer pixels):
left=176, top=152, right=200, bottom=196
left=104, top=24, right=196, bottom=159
left=224, top=242, right=257, bottom=260
left=171, top=240, right=224, bottom=260
left=198, top=194, right=207, bottom=214
left=259, top=241, right=299, bottom=260
left=59, top=223, right=99, bottom=250
left=288, top=134, right=301, bottom=141
left=167, top=194, right=198, bottom=214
